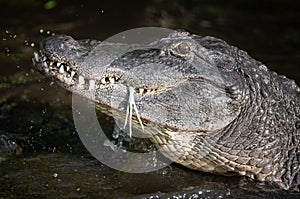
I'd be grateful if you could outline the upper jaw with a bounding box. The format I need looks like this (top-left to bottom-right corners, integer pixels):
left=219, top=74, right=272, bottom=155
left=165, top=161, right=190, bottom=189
left=33, top=49, right=179, bottom=96
left=33, top=35, right=183, bottom=96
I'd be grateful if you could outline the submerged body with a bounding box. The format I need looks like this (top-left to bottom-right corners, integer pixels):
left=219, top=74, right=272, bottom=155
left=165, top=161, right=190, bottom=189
left=34, top=30, right=299, bottom=191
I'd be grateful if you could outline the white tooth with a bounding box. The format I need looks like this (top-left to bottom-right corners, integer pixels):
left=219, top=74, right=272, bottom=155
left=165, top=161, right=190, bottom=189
left=59, top=66, right=64, bottom=74
left=109, top=77, right=115, bottom=84
left=50, top=61, right=54, bottom=66
left=42, top=62, right=48, bottom=68
left=66, top=66, right=70, bottom=71
left=101, top=77, right=106, bottom=84
left=78, top=75, right=85, bottom=85
left=71, top=71, right=75, bottom=78
left=34, top=52, right=39, bottom=62
left=139, top=88, right=144, bottom=94
left=89, top=80, right=95, bottom=90
left=42, top=56, right=47, bottom=61
left=57, top=62, right=61, bottom=67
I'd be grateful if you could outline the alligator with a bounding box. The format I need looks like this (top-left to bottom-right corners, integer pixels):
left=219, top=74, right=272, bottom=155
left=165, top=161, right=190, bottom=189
left=33, top=30, right=300, bottom=191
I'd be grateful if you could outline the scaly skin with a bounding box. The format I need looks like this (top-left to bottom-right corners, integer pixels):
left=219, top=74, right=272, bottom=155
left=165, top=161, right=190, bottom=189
left=34, top=30, right=299, bottom=191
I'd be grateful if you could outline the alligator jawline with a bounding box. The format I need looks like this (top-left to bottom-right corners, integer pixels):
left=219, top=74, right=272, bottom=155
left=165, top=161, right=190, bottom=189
left=34, top=51, right=176, bottom=95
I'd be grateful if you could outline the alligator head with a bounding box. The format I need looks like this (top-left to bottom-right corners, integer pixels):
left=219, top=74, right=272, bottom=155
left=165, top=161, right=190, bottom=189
left=34, top=31, right=244, bottom=134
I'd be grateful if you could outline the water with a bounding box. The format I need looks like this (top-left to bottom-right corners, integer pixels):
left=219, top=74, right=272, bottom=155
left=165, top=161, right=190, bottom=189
left=0, top=0, right=299, bottom=198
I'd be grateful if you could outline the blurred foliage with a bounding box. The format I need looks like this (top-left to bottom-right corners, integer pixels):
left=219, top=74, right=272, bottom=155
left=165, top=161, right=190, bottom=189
left=0, top=71, right=43, bottom=93
left=44, top=0, right=56, bottom=10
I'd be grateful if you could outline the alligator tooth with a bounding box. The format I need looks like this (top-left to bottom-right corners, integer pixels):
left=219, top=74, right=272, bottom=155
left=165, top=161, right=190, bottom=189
left=34, top=52, right=40, bottom=62
left=71, top=71, right=76, bottom=78
left=101, top=77, right=106, bottom=84
left=59, top=65, right=64, bottom=74
left=89, top=80, right=95, bottom=90
left=66, top=66, right=70, bottom=71
left=78, top=75, right=85, bottom=85
left=42, top=62, right=48, bottom=68
left=49, top=61, right=54, bottom=66
left=109, top=77, right=115, bottom=84
left=57, top=62, right=61, bottom=67
left=139, top=88, right=144, bottom=94
left=42, top=56, right=47, bottom=62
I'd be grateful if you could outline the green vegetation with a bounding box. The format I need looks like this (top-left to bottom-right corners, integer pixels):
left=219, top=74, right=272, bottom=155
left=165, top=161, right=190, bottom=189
left=44, top=0, right=56, bottom=10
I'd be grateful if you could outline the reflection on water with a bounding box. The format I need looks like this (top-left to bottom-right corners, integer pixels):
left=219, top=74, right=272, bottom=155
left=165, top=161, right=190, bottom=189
left=0, top=0, right=299, bottom=198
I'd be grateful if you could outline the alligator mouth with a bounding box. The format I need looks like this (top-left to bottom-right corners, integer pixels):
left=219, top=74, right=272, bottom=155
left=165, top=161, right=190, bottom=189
left=33, top=51, right=174, bottom=95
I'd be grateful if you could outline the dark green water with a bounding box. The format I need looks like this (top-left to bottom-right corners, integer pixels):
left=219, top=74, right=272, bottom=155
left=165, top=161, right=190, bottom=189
left=0, top=0, right=299, bottom=198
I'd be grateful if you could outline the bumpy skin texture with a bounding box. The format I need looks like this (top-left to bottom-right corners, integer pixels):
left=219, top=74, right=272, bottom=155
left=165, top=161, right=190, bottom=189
left=34, top=31, right=300, bottom=191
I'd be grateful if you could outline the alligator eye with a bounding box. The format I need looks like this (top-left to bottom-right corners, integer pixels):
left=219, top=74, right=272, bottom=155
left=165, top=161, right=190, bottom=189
left=176, top=42, right=191, bottom=55
left=169, top=41, right=194, bottom=59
